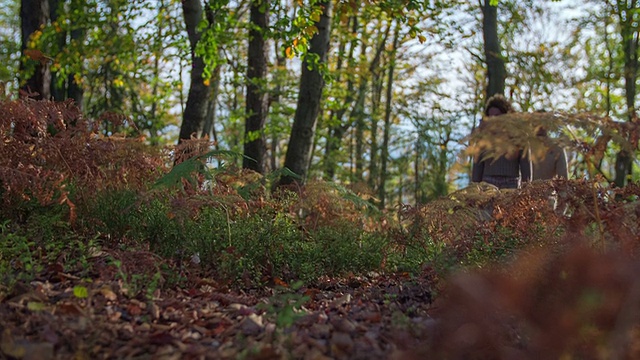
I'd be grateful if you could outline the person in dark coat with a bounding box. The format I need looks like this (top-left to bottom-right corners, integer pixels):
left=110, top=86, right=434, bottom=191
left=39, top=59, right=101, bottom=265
left=471, top=94, right=532, bottom=189
left=532, top=125, right=569, bottom=180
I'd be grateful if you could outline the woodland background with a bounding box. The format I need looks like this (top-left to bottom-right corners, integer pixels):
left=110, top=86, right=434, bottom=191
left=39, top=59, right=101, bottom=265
left=4, top=0, right=639, bottom=202
left=2, top=1, right=640, bottom=358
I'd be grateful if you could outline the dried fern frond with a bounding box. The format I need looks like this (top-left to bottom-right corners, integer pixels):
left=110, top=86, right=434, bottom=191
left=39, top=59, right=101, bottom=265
left=465, top=111, right=639, bottom=163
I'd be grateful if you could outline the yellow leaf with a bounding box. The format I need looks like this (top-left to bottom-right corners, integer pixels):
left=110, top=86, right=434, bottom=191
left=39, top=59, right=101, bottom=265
left=418, top=35, right=426, bottom=44
left=285, top=46, right=294, bottom=59
left=73, top=286, right=89, bottom=299
left=304, top=26, right=318, bottom=36
left=27, top=301, right=46, bottom=311
left=203, top=78, right=210, bottom=86
left=99, top=287, right=118, bottom=301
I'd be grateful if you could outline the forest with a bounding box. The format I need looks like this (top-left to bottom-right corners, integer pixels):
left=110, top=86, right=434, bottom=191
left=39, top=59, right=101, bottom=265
left=1, top=0, right=640, bottom=358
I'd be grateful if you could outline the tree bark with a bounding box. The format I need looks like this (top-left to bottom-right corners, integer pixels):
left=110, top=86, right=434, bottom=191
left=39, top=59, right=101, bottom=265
left=201, top=64, right=220, bottom=141
left=482, top=0, right=506, bottom=97
left=278, top=1, right=332, bottom=187
left=368, top=60, right=384, bottom=192
left=378, top=23, right=400, bottom=209
left=323, top=16, right=357, bottom=180
left=49, top=0, right=66, bottom=101
left=614, top=0, right=639, bottom=187
left=20, top=0, right=50, bottom=100
left=66, top=24, right=84, bottom=108
left=324, top=20, right=389, bottom=181
left=269, top=36, right=287, bottom=172
left=178, top=0, right=212, bottom=143
left=243, top=0, right=270, bottom=173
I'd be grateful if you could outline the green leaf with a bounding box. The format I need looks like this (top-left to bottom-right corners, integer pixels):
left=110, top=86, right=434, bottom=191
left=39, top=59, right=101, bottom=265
left=73, top=285, right=89, bottom=299
left=154, top=149, right=246, bottom=190
left=27, top=302, right=46, bottom=311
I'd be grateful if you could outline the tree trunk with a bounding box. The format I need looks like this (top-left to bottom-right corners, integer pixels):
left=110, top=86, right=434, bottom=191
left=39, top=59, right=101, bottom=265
left=65, top=0, right=85, bottom=108
left=20, top=0, right=50, bottom=100
left=354, top=92, right=364, bottom=181
left=269, top=37, right=287, bottom=172
left=67, top=26, right=84, bottom=108
left=414, top=137, right=421, bottom=204
left=615, top=0, right=639, bottom=187
left=278, top=1, right=332, bottom=187
left=178, top=0, right=212, bottom=143
left=378, top=23, right=400, bottom=209
left=49, top=0, right=66, bottom=101
left=243, top=0, right=270, bottom=173
left=482, top=0, right=506, bottom=97
left=201, top=64, right=221, bottom=141
left=324, top=20, right=389, bottom=181
left=368, top=63, right=384, bottom=192
left=323, top=16, right=357, bottom=180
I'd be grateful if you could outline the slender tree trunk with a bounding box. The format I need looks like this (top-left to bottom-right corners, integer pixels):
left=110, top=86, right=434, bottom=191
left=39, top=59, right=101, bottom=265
left=270, top=37, right=287, bottom=172
left=368, top=64, right=384, bottom=192
left=20, top=0, right=50, bottom=100
left=66, top=29, right=84, bottom=108
left=366, top=23, right=392, bottom=190
left=201, top=64, right=221, bottom=141
left=354, top=98, right=364, bottom=181
left=605, top=12, right=614, bottom=117
left=278, top=1, right=332, bottom=187
left=351, top=74, right=370, bottom=182
left=482, top=0, right=506, bottom=97
left=323, top=16, right=357, bottom=180
left=378, top=23, right=400, bottom=209
left=178, top=0, right=213, bottom=143
left=49, top=0, right=66, bottom=101
left=59, top=0, right=85, bottom=108
left=615, top=0, right=639, bottom=187
left=243, top=0, right=270, bottom=173
left=324, top=20, right=389, bottom=181
left=414, top=137, right=421, bottom=204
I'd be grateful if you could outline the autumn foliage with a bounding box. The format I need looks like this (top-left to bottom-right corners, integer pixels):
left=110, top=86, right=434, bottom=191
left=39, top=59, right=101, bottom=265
left=0, top=98, right=166, bottom=222
left=2, top=99, right=640, bottom=359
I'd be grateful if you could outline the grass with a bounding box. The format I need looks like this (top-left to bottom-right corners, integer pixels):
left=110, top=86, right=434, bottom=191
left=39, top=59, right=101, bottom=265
left=1, top=175, right=591, bottom=296
left=1, top=181, right=539, bottom=297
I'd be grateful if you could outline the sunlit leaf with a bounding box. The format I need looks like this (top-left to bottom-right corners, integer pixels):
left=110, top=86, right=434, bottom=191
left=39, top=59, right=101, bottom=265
left=73, top=286, right=89, bottom=299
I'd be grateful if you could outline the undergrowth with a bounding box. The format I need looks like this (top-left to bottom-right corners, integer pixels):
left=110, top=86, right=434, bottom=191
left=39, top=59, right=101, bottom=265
left=3, top=99, right=640, bottom=357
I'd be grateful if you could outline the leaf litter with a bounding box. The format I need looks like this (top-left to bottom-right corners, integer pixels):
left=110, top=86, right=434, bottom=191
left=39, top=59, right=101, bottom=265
left=0, top=249, right=437, bottom=360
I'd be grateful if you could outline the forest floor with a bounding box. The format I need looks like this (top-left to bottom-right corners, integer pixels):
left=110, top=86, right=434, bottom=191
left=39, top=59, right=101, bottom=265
left=0, top=247, right=438, bottom=360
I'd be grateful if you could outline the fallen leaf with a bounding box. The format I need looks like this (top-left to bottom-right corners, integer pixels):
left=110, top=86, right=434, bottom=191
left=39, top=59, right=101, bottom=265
left=99, top=286, right=117, bottom=301
left=27, top=301, right=46, bottom=311
left=54, top=302, right=84, bottom=316
left=73, top=286, right=89, bottom=299
left=149, top=302, right=160, bottom=320
left=240, top=314, right=264, bottom=336
left=127, top=303, right=142, bottom=316
left=330, top=294, right=352, bottom=308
